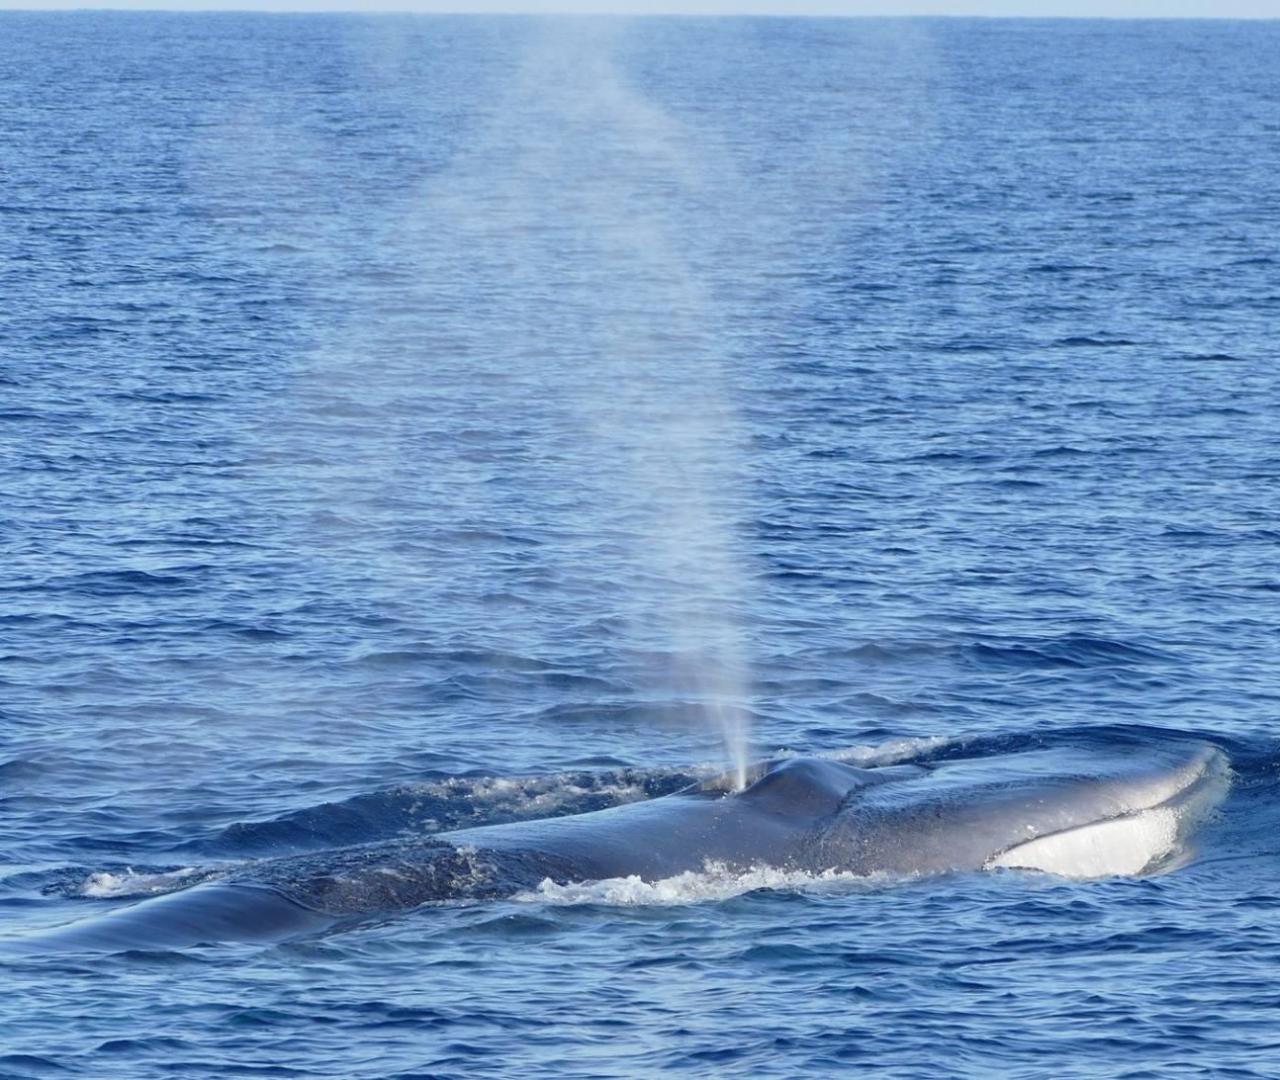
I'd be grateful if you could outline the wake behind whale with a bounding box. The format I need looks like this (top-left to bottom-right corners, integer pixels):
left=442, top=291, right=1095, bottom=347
left=6, top=736, right=1230, bottom=954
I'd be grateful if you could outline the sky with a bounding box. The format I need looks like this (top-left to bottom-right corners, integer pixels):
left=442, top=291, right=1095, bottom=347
left=0, top=0, right=1276, bottom=15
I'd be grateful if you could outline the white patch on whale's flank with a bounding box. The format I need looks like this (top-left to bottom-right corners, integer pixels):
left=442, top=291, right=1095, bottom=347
left=989, top=808, right=1182, bottom=878
left=516, top=861, right=904, bottom=906
left=79, top=867, right=203, bottom=899
left=988, top=747, right=1231, bottom=879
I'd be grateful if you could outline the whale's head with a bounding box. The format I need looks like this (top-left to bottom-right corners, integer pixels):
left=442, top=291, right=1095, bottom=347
left=809, top=742, right=1230, bottom=879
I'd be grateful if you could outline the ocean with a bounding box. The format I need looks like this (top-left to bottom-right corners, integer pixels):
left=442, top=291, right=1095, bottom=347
left=1, top=11, right=1279, bottom=1077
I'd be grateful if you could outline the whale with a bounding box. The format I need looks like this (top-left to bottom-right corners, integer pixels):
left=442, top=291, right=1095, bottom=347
left=4, top=740, right=1229, bottom=954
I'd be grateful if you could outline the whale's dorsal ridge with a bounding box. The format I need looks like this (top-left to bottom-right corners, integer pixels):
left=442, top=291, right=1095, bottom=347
left=740, top=758, right=898, bottom=818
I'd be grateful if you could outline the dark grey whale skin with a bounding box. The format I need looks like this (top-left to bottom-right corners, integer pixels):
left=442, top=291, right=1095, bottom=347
left=440, top=759, right=927, bottom=881
left=10, top=882, right=337, bottom=953
left=7, top=758, right=901, bottom=953
left=3, top=749, right=1216, bottom=953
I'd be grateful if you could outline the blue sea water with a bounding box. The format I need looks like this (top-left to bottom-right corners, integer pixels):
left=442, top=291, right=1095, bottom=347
left=2, top=11, right=1280, bottom=1077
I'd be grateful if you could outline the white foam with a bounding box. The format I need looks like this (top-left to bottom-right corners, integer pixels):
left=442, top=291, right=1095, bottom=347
left=516, top=861, right=896, bottom=906
left=819, top=735, right=953, bottom=767
left=426, top=773, right=670, bottom=820
left=79, top=867, right=201, bottom=899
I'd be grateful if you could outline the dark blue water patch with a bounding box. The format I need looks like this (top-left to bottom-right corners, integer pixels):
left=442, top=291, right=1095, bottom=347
left=1026, top=263, right=1106, bottom=274
left=830, top=634, right=1178, bottom=674
left=36, top=569, right=199, bottom=595
left=0, top=1056, right=73, bottom=1076
left=1052, top=336, right=1139, bottom=347
left=1179, top=352, right=1249, bottom=362
left=0, top=757, right=47, bottom=781
left=962, top=635, right=1178, bottom=670
left=94, top=1039, right=193, bottom=1056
